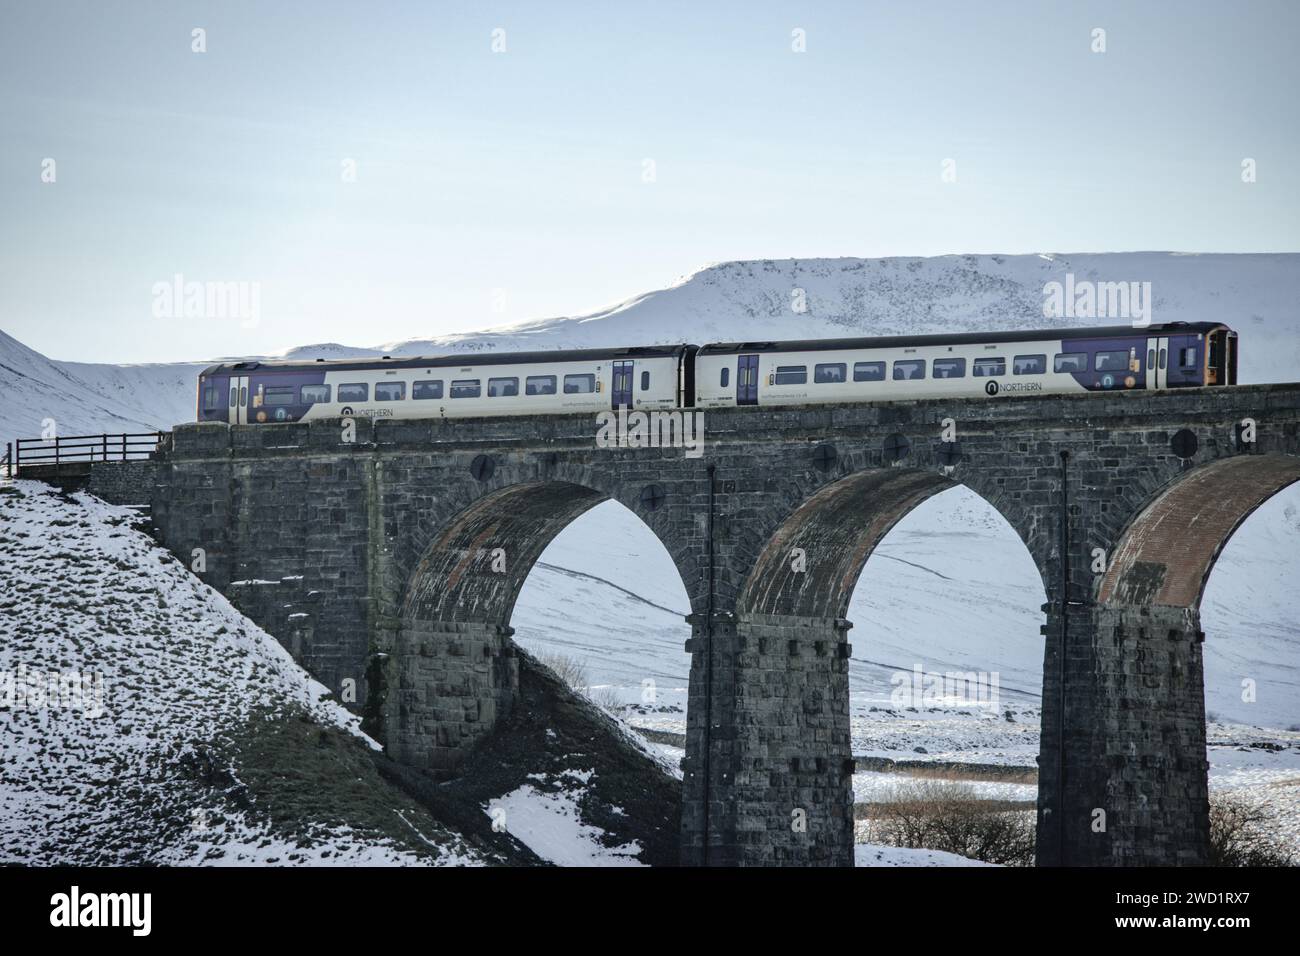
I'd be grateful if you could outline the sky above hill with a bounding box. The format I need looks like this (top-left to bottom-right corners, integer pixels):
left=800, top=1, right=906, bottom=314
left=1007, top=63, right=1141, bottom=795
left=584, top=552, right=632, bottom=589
left=2, top=0, right=1298, bottom=363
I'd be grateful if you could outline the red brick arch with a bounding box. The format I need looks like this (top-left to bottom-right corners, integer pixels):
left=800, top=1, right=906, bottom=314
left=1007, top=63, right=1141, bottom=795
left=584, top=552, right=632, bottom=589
left=736, top=468, right=1032, bottom=620
left=1098, top=454, right=1300, bottom=608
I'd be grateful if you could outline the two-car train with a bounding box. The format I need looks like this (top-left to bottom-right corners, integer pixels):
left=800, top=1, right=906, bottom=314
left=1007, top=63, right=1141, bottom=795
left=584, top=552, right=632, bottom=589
left=196, top=322, right=1238, bottom=424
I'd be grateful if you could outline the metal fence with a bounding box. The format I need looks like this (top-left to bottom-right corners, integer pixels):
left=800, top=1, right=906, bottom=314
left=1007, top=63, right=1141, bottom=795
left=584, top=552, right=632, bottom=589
left=7, top=432, right=166, bottom=477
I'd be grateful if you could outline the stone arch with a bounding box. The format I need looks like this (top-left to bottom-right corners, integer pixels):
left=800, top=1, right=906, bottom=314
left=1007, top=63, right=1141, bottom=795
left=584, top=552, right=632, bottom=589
left=1042, top=453, right=1300, bottom=867
left=386, top=474, right=698, bottom=776
left=1098, top=454, right=1300, bottom=609
left=737, top=466, right=1044, bottom=620
left=705, top=463, right=1044, bottom=867
left=402, top=480, right=608, bottom=625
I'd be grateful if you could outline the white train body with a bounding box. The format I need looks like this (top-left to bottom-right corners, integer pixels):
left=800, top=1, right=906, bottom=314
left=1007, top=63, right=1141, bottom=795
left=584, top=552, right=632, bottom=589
left=196, top=323, right=1236, bottom=426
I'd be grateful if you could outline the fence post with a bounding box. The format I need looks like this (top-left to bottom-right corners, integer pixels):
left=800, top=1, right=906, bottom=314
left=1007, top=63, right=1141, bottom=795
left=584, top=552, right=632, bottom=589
left=102, top=433, right=107, bottom=462
left=54, top=435, right=60, bottom=467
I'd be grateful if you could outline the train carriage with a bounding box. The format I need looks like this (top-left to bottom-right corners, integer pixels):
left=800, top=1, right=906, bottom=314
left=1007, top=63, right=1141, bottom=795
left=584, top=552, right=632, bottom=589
left=197, top=322, right=1236, bottom=423
left=694, top=321, right=1236, bottom=408
left=198, top=345, right=696, bottom=425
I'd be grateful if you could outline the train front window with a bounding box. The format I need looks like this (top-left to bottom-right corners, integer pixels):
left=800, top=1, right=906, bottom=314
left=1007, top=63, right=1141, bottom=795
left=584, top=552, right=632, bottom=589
left=488, top=377, right=519, bottom=397
left=1094, top=350, right=1129, bottom=372
left=338, top=383, right=368, bottom=402
left=892, top=360, right=925, bottom=380
left=1013, top=354, right=1045, bottom=375
left=525, top=376, right=556, bottom=396
left=413, top=381, right=443, bottom=400
left=1054, top=353, right=1086, bottom=373
left=375, top=382, right=406, bottom=401
left=563, top=374, right=595, bottom=394
left=973, top=358, right=1005, bottom=377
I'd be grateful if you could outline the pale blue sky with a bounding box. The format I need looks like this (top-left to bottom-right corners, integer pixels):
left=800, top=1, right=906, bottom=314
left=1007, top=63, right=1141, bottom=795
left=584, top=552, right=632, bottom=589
left=2, top=0, right=1297, bottom=363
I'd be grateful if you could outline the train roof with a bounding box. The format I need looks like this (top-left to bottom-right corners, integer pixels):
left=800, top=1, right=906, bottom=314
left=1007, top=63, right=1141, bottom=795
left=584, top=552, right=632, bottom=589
left=696, top=322, right=1229, bottom=356
left=200, top=343, right=696, bottom=377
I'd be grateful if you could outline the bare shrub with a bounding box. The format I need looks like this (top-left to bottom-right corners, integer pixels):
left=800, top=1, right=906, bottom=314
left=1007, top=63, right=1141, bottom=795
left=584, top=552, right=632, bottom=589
left=864, top=779, right=1036, bottom=866
left=587, top=685, right=623, bottom=714
left=1209, top=794, right=1295, bottom=867
left=536, top=652, right=588, bottom=692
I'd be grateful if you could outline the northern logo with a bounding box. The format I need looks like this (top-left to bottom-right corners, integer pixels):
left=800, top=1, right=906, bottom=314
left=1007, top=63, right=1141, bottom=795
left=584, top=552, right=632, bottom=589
left=984, top=380, right=999, bottom=396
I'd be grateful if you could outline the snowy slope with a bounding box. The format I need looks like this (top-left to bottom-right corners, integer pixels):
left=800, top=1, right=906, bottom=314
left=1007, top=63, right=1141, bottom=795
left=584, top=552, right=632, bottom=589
left=0, top=480, right=492, bottom=865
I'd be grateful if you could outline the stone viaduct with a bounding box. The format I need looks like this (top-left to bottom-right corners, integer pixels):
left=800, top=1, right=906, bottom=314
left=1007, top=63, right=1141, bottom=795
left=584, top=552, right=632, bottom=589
left=141, top=383, right=1300, bottom=866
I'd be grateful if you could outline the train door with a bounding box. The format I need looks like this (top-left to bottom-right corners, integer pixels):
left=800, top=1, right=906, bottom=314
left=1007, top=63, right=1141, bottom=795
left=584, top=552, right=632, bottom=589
left=229, top=375, right=250, bottom=424
left=736, top=354, right=759, bottom=405
left=611, top=361, right=634, bottom=409
left=1144, top=336, right=1169, bottom=389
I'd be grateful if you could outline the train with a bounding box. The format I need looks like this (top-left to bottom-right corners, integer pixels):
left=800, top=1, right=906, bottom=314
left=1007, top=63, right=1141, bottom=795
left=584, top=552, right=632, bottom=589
left=196, top=321, right=1238, bottom=425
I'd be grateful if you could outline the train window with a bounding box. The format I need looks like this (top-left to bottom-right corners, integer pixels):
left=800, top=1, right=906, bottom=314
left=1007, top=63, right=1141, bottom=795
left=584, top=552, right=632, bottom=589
left=1179, top=347, right=1197, bottom=368
left=338, top=383, right=368, bottom=402
left=932, top=358, right=966, bottom=379
left=720, top=368, right=730, bottom=388
left=774, top=366, right=807, bottom=385
left=892, top=360, right=925, bottom=380
left=1159, top=349, right=1166, bottom=370
left=563, top=374, right=595, bottom=394
left=641, top=370, right=650, bottom=390
left=1013, top=355, right=1045, bottom=375
left=375, top=382, right=406, bottom=402
left=1148, top=349, right=1156, bottom=369
left=853, top=361, right=885, bottom=382
left=264, top=386, right=296, bottom=406
left=973, top=357, right=1005, bottom=377
left=202, top=385, right=222, bottom=410
left=450, top=380, right=481, bottom=399
left=413, top=381, right=443, bottom=400
left=1094, top=350, right=1129, bottom=372
left=525, top=376, right=556, bottom=396
left=488, top=377, right=519, bottom=397
left=815, top=363, right=847, bottom=383
left=300, top=384, right=331, bottom=404
left=1054, top=353, right=1086, bottom=373
left=229, top=386, right=237, bottom=408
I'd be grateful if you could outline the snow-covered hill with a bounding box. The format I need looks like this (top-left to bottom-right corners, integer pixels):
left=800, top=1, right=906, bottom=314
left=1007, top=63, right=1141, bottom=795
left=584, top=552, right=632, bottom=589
left=6, top=252, right=1298, bottom=441
left=0, top=481, right=493, bottom=865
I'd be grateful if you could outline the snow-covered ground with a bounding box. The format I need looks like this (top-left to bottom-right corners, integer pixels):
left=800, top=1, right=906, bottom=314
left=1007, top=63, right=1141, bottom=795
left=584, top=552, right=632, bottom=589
left=854, top=844, right=998, bottom=867
left=0, top=480, right=489, bottom=865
